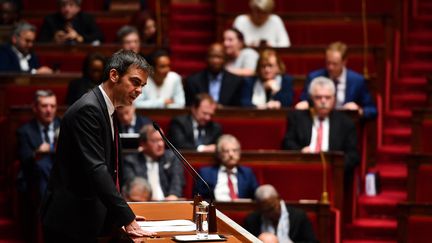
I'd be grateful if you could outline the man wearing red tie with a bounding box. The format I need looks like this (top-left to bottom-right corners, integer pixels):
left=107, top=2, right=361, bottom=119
left=41, top=50, right=155, bottom=242
left=283, top=76, right=359, bottom=176
left=194, top=134, right=259, bottom=201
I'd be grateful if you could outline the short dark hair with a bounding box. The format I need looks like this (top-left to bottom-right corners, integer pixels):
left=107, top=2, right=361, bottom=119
left=192, top=93, right=215, bottom=108
left=58, top=0, right=81, bottom=6
left=116, top=25, right=139, bottom=43
left=138, top=124, right=156, bottom=143
left=102, top=50, right=153, bottom=81
left=148, top=49, right=170, bottom=67
left=82, top=52, right=106, bottom=79
left=224, top=28, right=245, bottom=45
left=34, top=89, right=55, bottom=104
left=12, top=21, right=36, bottom=38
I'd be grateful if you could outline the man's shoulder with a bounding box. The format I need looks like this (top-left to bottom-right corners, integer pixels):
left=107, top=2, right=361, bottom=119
left=124, top=153, right=142, bottom=164
left=308, top=68, right=327, bottom=79
left=186, top=70, right=206, bottom=82
left=237, top=165, right=254, bottom=174
left=17, top=119, right=37, bottom=134
left=346, top=69, right=365, bottom=82
left=171, top=114, right=190, bottom=123
left=331, top=110, right=355, bottom=125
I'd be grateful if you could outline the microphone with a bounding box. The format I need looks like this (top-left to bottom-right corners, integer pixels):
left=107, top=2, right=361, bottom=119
left=152, top=122, right=218, bottom=232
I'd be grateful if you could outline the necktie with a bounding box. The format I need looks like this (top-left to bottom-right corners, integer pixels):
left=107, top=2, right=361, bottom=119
left=315, top=119, right=323, bottom=152
left=112, top=112, right=120, bottom=191
left=227, top=170, right=238, bottom=200
left=43, top=126, right=51, bottom=144
left=196, top=126, right=204, bottom=146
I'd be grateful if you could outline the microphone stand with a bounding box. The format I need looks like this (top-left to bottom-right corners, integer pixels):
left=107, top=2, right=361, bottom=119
left=152, top=122, right=218, bottom=233
left=319, top=152, right=330, bottom=204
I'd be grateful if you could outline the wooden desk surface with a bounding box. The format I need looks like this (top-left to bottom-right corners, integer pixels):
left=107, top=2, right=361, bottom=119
left=127, top=201, right=259, bottom=243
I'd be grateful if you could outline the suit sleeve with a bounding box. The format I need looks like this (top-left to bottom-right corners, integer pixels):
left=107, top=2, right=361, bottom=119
left=282, top=112, right=303, bottom=150
left=240, top=77, right=255, bottom=107
left=299, top=74, right=313, bottom=101
left=357, top=79, right=377, bottom=119
left=71, top=106, right=135, bottom=227
left=38, top=16, right=56, bottom=42
left=273, top=75, right=294, bottom=107
left=79, top=14, right=104, bottom=43
left=17, top=127, right=39, bottom=165
left=168, top=118, right=197, bottom=150
left=184, top=77, right=197, bottom=106
left=193, top=168, right=212, bottom=199
left=342, top=117, right=360, bottom=174
left=166, top=153, right=185, bottom=197
left=289, top=207, right=319, bottom=243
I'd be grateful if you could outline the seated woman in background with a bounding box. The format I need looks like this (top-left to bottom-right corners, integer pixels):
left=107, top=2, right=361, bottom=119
left=223, top=28, right=258, bottom=77
left=134, top=49, right=185, bottom=108
left=241, top=49, right=293, bottom=109
left=233, top=0, right=290, bottom=48
left=66, top=52, right=106, bottom=105
left=130, top=10, right=158, bottom=45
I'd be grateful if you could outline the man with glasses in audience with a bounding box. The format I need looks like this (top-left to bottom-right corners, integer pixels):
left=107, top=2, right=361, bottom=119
left=194, top=134, right=258, bottom=201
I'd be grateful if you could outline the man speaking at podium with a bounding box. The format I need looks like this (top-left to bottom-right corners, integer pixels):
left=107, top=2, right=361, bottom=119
left=41, top=50, right=155, bottom=242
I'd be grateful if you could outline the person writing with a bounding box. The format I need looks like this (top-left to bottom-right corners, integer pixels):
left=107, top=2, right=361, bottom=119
left=41, top=50, right=155, bottom=241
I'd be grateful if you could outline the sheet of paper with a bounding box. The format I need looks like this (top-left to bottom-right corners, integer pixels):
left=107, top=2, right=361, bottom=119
left=173, top=234, right=224, bottom=241
left=138, top=220, right=196, bottom=232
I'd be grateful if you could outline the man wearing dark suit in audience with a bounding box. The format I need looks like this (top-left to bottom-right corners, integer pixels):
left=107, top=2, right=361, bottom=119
left=244, top=184, right=318, bottom=243
left=123, top=124, right=184, bottom=200
left=283, top=76, right=359, bottom=178
left=168, top=93, right=222, bottom=152
left=41, top=50, right=154, bottom=242
left=185, top=43, right=243, bottom=107
left=296, top=41, right=377, bottom=119
left=16, top=90, right=60, bottom=242
left=0, top=22, right=52, bottom=73
left=38, top=0, right=103, bottom=44
left=117, top=105, right=151, bottom=133
left=194, top=134, right=258, bottom=200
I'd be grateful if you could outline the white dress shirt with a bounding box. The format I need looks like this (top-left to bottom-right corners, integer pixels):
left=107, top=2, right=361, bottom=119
left=308, top=116, right=330, bottom=152
left=214, top=165, right=238, bottom=201
left=98, top=85, right=115, bottom=140
left=145, top=156, right=165, bottom=200
left=334, top=67, right=347, bottom=108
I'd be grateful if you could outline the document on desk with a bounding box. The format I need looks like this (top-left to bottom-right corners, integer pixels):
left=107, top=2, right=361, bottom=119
left=138, top=219, right=196, bottom=232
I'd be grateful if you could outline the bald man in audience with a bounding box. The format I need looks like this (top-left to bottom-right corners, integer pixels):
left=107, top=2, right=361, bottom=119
left=116, top=105, right=151, bottom=134
left=122, top=177, right=152, bottom=202
left=244, top=185, right=318, bottom=243
left=184, top=43, right=244, bottom=107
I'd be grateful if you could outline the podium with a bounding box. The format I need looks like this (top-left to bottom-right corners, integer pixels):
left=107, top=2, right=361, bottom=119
left=127, top=201, right=261, bottom=242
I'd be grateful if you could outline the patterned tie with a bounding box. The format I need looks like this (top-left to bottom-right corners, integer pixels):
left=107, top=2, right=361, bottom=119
left=196, top=126, right=204, bottom=146
left=43, top=126, right=50, bottom=144
left=315, top=119, right=323, bottom=152
left=112, top=112, right=120, bottom=191
left=227, top=170, right=238, bottom=200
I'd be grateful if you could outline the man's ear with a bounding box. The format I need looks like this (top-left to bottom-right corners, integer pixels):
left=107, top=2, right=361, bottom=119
left=109, top=69, right=119, bottom=83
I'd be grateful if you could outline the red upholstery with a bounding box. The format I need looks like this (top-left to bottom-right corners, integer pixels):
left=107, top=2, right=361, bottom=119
left=415, top=165, right=432, bottom=203
left=4, top=85, right=68, bottom=107
left=22, top=0, right=105, bottom=11
left=38, top=52, right=86, bottom=72
left=420, top=120, right=432, bottom=153
left=96, top=18, right=129, bottom=43
left=407, top=215, right=432, bottom=243
left=214, top=118, right=286, bottom=150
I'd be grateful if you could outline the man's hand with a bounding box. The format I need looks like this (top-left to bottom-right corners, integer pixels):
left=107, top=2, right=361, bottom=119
left=36, top=66, right=53, bottom=74
left=37, top=143, right=51, bottom=153
left=295, top=101, right=309, bottom=110
left=165, top=195, right=179, bottom=201
left=197, top=144, right=216, bottom=152
left=54, top=30, right=67, bottom=44
left=343, top=102, right=363, bottom=116
left=301, top=146, right=312, bottom=153
left=124, top=219, right=155, bottom=237
left=266, top=100, right=281, bottom=109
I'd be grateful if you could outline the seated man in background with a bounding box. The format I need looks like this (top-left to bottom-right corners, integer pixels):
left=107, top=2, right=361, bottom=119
left=124, top=124, right=184, bottom=200
left=244, top=185, right=318, bottom=243
left=38, top=0, right=103, bottom=44
left=296, top=41, right=377, bottom=119
left=185, top=43, right=243, bottom=107
left=116, top=105, right=151, bottom=134
left=0, top=0, right=19, bottom=25
left=194, top=134, right=258, bottom=201
left=16, top=90, right=60, bottom=241
left=168, top=93, right=222, bottom=152
left=117, top=25, right=141, bottom=54
left=0, top=22, right=52, bottom=73
left=66, top=52, right=106, bottom=105
left=283, top=76, right=359, bottom=178
left=122, top=177, right=152, bottom=202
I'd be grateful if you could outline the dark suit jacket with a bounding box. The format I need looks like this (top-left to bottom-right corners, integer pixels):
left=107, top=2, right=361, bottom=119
left=17, top=118, right=61, bottom=192
left=241, top=74, right=294, bottom=107
left=123, top=150, right=184, bottom=197
left=118, top=115, right=151, bottom=134
left=0, top=44, right=40, bottom=72
left=300, top=68, right=377, bottom=119
left=41, top=88, right=135, bottom=240
left=244, top=203, right=318, bottom=243
left=282, top=110, right=359, bottom=174
left=66, top=77, right=97, bottom=106
left=38, top=12, right=103, bottom=43
left=168, top=114, right=222, bottom=150
left=194, top=165, right=258, bottom=200
left=185, top=69, right=243, bottom=106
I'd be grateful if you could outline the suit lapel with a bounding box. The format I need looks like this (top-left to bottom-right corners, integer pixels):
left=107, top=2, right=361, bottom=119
left=29, top=119, right=43, bottom=147
left=345, top=71, right=354, bottom=102
left=328, top=112, right=337, bottom=150
left=301, top=111, right=313, bottom=146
